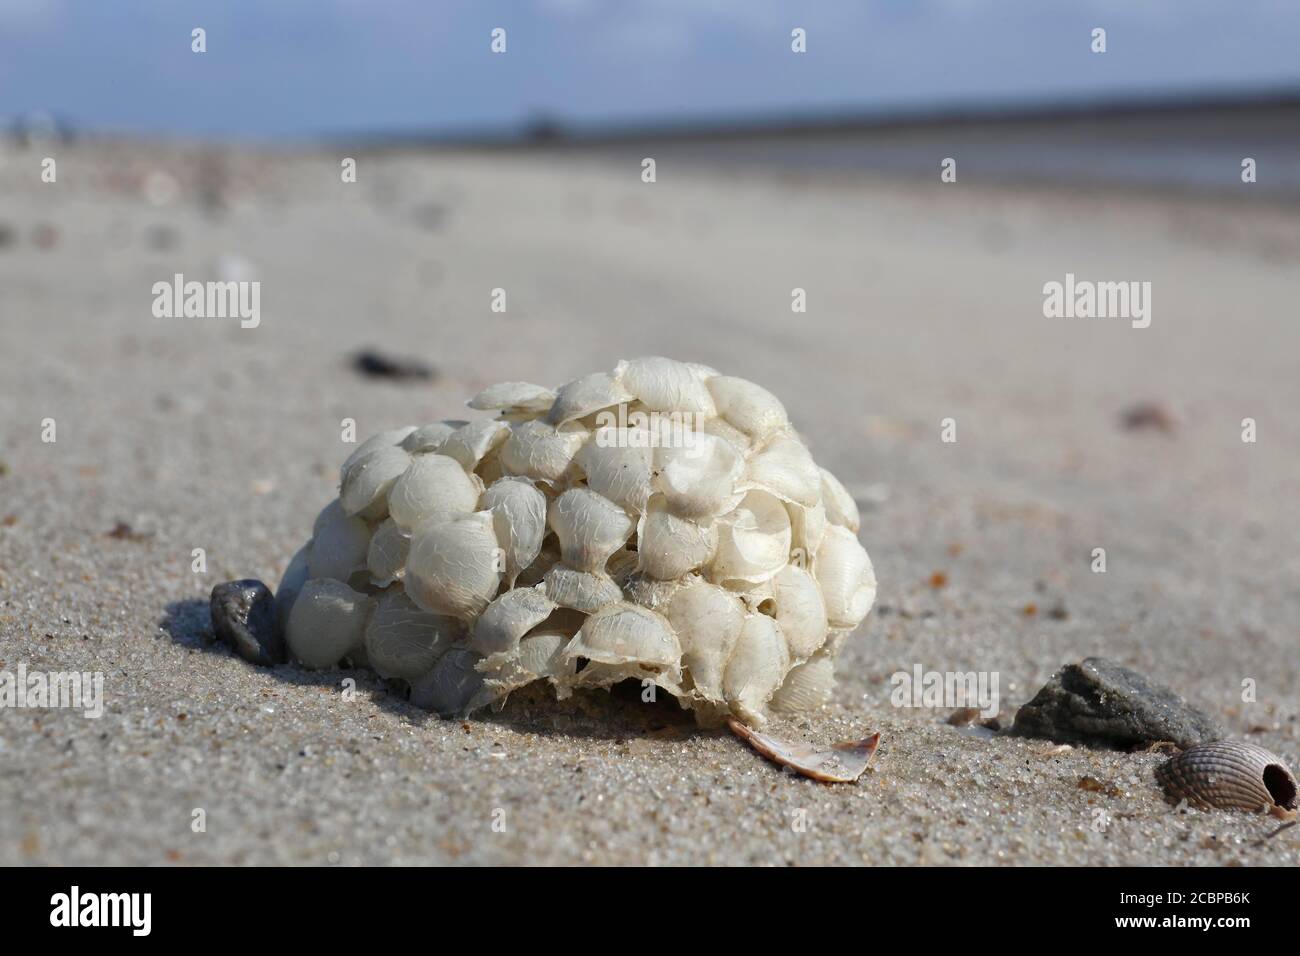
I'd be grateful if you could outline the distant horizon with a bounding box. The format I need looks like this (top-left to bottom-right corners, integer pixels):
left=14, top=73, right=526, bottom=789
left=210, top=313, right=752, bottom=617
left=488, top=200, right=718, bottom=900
left=2, top=0, right=1299, bottom=141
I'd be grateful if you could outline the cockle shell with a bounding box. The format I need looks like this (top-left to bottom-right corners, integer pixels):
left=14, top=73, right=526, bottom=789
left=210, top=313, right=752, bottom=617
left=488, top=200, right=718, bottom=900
left=277, top=356, right=877, bottom=726
left=1156, top=740, right=1298, bottom=817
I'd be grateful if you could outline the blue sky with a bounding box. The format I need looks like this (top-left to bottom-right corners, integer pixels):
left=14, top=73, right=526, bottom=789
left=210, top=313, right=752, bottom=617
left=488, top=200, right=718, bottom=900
left=1, top=0, right=1298, bottom=139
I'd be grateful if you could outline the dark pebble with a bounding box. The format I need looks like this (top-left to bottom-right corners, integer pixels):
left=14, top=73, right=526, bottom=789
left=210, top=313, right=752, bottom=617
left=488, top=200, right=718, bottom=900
left=210, top=579, right=286, bottom=666
left=1010, top=656, right=1222, bottom=750
left=351, top=349, right=436, bottom=382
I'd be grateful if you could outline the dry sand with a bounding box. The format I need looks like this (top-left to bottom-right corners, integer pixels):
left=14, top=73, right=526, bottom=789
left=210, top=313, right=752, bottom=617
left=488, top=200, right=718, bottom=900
left=1, top=141, right=1298, bottom=865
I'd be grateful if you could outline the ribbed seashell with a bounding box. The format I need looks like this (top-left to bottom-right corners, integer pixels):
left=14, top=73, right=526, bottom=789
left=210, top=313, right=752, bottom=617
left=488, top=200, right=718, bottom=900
left=364, top=589, right=458, bottom=681
left=814, top=525, right=876, bottom=629
left=480, top=477, right=547, bottom=588
left=499, top=420, right=588, bottom=486
left=274, top=542, right=312, bottom=634
left=548, top=487, right=634, bottom=573
left=575, top=428, right=654, bottom=512
left=706, top=376, right=789, bottom=443
left=308, top=500, right=372, bottom=582
left=467, top=381, right=556, bottom=415
left=637, top=497, right=717, bottom=580
left=771, top=650, right=835, bottom=713
left=723, top=614, right=791, bottom=725
left=286, top=578, right=374, bottom=670
left=401, top=420, right=467, bottom=454
left=439, top=419, right=511, bottom=472
left=387, top=453, right=483, bottom=533
left=340, top=444, right=412, bottom=519
left=547, top=372, right=634, bottom=426
left=340, top=427, right=415, bottom=481
left=615, top=356, right=716, bottom=416
left=1156, top=740, right=1298, bottom=816
left=710, top=489, right=792, bottom=584
left=366, top=517, right=409, bottom=587
left=769, top=564, right=829, bottom=660
left=409, top=647, right=493, bottom=717
left=405, top=511, right=502, bottom=621
left=471, top=584, right=556, bottom=657
left=563, top=602, right=682, bottom=686
left=665, top=581, right=745, bottom=703
left=744, top=434, right=822, bottom=508
left=819, top=466, right=860, bottom=533
left=653, top=433, right=743, bottom=519
left=542, top=563, right=623, bottom=612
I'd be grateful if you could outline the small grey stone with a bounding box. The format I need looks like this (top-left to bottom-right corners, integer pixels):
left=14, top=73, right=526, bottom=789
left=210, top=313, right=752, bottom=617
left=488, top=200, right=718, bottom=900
left=210, top=579, right=286, bottom=666
left=1010, top=656, right=1222, bottom=750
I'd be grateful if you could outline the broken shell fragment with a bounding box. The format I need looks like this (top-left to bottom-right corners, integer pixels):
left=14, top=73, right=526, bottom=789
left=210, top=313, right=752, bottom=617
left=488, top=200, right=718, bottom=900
left=1156, top=740, right=1298, bottom=817
left=728, top=719, right=881, bottom=783
left=264, top=357, right=876, bottom=726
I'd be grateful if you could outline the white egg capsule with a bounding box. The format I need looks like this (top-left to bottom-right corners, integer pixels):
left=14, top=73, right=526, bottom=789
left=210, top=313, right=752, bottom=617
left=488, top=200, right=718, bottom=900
left=499, top=420, right=588, bottom=486
left=471, top=585, right=556, bottom=657
left=814, top=524, right=877, bottom=629
left=819, top=466, right=860, bottom=532
left=547, top=371, right=634, bottom=426
left=706, top=376, right=789, bottom=443
left=563, top=602, right=682, bottom=686
left=771, top=650, right=836, bottom=714
left=275, top=541, right=312, bottom=634
left=744, top=434, right=822, bottom=508
left=548, top=487, right=634, bottom=574
left=366, top=517, right=409, bottom=587
left=542, top=563, right=623, bottom=613
left=387, top=453, right=483, bottom=533
left=401, top=420, right=466, bottom=454
left=409, top=647, right=493, bottom=716
left=653, top=432, right=744, bottom=520
left=709, top=489, right=791, bottom=585
left=665, top=581, right=745, bottom=703
left=308, top=500, right=372, bottom=582
left=340, top=444, right=412, bottom=519
left=364, top=589, right=459, bottom=681
left=439, top=419, right=511, bottom=472
left=636, top=497, right=718, bottom=580
left=286, top=578, right=374, bottom=670
left=723, top=614, right=791, bottom=726
left=405, top=511, right=503, bottom=621
left=575, top=428, right=654, bottom=513
left=480, top=477, right=547, bottom=587
left=615, top=356, right=716, bottom=416
left=467, top=381, right=556, bottom=415
left=768, top=564, right=829, bottom=661
left=340, top=427, right=415, bottom=482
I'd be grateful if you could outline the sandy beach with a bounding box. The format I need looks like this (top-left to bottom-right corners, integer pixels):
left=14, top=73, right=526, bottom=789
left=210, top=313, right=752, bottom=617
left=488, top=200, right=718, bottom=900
left=1, top=140, right=1298, bottom=865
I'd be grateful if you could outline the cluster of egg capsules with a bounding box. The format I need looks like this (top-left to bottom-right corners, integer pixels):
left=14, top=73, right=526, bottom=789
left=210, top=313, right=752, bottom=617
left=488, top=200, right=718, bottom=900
left=275, top=357, right=876, bottom=726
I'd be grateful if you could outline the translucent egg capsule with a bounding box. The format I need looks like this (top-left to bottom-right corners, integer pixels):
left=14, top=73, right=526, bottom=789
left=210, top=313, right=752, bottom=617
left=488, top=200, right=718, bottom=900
left=818, top=466, right=860, bottom=532
left=723, top=615, right=791, bottom=725
left=499, top=420, right=588, bottom=486
left=286, top=578, right=374, bottom=670
left=366, top=517, right=409, bottom=587
left=615, top=356, right=716, bottom=416
left=405, top=511, right=503, bottom=621
left=548, top=487, right=634, bottom=574
left=308, top=500, right=372, bottom=582
left=388, top=453, right=483, bottom=533
left=665, top=581, right=745, bottom=703
left=637, top=497, right=717, bottom=580
left=467, top=381, right=556, bottom=416
left=480, top=477, right=547, bottom=588
left=340, top=444, right=412, bottom=519
left=815, top=525, right=877, bottom=629
left=547, top=371, right=634, bottom=426
left=364, top=588, right=459, bottom=681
